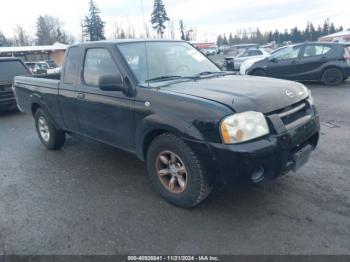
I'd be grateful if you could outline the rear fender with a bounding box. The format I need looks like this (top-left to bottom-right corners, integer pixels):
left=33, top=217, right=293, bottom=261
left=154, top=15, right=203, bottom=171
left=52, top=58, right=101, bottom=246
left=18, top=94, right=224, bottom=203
left=30, top=94, right=61, bottom=130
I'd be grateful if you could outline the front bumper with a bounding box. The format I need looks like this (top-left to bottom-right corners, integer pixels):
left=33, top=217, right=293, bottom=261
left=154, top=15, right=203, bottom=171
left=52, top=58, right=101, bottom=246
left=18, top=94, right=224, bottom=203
left=185, top=114, right=320, bottom=185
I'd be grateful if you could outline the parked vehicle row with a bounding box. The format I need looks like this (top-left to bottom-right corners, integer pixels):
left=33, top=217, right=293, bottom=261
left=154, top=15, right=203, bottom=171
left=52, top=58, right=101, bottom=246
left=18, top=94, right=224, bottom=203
left=25, top=60, right=60, bottom=75
left=224, top=48, right=270, bottom=71
left=14, top=40, right=320, bottom=208
left=240, top=42, right=350, bottom=85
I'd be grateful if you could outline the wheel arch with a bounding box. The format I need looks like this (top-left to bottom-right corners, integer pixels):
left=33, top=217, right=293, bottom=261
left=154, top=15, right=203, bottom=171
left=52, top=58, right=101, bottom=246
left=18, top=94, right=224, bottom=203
left=30, top=100, right=61, bottom=130
left=321, top=65, right=344, bottom=76
left=31, top=102, right=41, bottom=117
left=249, top=67, right=266, bottom=76
left=135, top=114, right=201, bottom=161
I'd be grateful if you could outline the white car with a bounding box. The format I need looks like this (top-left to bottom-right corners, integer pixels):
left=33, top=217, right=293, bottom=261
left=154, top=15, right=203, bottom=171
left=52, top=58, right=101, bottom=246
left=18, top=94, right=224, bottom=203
left=47, top=66, right=62, bottom=74
left=225, top=49, right=270, bottom=70
left=239, top=46, right=289, bottom=75
left=202, top=48, right=217, bottom=56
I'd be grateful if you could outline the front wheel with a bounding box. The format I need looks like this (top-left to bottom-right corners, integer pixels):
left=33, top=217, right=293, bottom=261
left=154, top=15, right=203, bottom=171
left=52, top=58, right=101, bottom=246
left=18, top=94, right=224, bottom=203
left=252, top=69, right=266, bottom=77
left=147, top=133, right=212, bottom=208
left=322, top=68, right=344, bottom=86
left=35, top=108, right=65, bottom=150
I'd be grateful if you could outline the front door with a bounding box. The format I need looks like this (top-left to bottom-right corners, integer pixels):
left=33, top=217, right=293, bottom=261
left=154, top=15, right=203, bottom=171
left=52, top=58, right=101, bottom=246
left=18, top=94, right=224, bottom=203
left=75, top=47, right=135, bottom=151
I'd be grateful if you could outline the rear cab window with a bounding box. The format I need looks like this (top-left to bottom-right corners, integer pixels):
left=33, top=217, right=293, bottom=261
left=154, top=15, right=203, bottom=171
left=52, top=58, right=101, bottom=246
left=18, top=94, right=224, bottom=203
left=63, top=47, right=81, bottom=84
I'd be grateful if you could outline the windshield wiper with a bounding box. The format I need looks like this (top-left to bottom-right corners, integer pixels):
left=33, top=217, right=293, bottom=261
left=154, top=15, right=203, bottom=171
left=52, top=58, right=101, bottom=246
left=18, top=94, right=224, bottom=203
left=145, top=75, right=182, bottom=83
left=191, top=71, right=231, bottom=78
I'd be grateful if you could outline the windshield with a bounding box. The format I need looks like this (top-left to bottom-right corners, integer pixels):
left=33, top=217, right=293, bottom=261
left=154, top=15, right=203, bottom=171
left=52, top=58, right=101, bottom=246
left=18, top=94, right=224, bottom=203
left=118, top=41, right=220, bottom=83
left=0, top=60, right=29, bottom=82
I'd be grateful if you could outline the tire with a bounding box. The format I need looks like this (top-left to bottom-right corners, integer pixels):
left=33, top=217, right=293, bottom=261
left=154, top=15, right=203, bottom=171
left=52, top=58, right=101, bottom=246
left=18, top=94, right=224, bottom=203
left=252, top=69, right=266, bottom=77
left=147, top=133, right=212, bottom=208
left=34, top=108, right=65, bottom=150
left=322, top=67, right=344, bottom=86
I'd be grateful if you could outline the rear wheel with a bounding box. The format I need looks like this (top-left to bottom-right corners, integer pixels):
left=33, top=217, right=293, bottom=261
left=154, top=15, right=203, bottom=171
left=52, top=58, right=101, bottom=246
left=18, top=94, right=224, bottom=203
left=322, top=68, right=344, bottom=86
left=252, top=69, right=266, bottom=77
left=35, top=108, right=65, bottom=150
left=147, top=133, right=212, bottom=208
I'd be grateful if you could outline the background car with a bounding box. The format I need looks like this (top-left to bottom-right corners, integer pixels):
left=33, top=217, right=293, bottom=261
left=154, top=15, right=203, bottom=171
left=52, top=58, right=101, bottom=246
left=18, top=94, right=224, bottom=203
left=245, top=42, right=350, bottom=85
left=25, top=62, right=47, bottom=75
left=201, top=47, right=217, bottom=56
left=44, top=60, right=58, bottom=69
left=224, top=48, right=270, bottom=71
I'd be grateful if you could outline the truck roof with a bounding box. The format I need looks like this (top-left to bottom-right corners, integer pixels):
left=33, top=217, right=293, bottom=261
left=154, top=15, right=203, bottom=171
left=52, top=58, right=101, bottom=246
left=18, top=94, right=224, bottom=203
left=70, top=39, right=185, bottom=48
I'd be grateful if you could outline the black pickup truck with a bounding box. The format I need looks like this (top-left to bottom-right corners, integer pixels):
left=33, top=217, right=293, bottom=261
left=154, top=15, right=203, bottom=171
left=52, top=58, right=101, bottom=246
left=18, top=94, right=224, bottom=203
left=14, top=40, right=320, bottom=207
left=0, top=57, right=31, bottom=111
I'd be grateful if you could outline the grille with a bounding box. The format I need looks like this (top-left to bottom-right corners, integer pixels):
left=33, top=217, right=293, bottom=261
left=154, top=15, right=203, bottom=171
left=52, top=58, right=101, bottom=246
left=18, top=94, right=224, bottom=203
left=271, top=100, right=312, bottom=128
left=0, top=84, right=14, bottom=100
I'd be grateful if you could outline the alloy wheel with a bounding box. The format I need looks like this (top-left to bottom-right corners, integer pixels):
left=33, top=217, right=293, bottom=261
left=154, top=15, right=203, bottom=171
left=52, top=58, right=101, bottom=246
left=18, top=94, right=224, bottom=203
left=155, top=150, right=188, bottom=194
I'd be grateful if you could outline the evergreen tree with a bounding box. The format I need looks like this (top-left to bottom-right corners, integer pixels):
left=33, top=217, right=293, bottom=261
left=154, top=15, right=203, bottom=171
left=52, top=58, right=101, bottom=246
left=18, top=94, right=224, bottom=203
left=216, top=20, right=344, bottom=45
left=151, top=0, right=170, bottom=38
left=329, top=22, right=336, bottom=34
left=83, top=0, right=106, bottom=41
left=309, top=22, right=316, bottom=41
left=216, top=35, right=223, bottom=46
left=322, top=18, right=330, bottom=35
left=0, top=31, right=11, bottom=46
left=222, top=34, right=228, bottom=45
left=228, top=33, right=234, bottom=45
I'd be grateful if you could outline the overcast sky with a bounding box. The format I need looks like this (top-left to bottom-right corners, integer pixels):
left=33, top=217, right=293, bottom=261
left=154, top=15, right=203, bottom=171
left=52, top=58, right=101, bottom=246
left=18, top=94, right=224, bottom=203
left=1, top=0, right=349, bottom=42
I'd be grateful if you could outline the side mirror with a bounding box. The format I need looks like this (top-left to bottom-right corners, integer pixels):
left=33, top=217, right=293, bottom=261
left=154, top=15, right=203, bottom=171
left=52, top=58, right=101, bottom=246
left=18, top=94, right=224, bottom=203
left=98, top=74, right=126, bottom=92
left=269, top=57, right=277, bottom=63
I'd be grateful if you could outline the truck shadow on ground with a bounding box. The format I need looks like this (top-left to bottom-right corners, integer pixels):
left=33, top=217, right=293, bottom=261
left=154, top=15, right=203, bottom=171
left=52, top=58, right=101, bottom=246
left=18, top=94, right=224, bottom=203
left=0, top=109, right=21, bottom=118
left=62, top=134, right=290, bottom=213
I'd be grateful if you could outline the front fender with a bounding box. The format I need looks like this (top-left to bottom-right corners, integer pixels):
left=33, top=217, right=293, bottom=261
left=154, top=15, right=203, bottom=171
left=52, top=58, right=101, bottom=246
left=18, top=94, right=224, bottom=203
left=135, top=113, right=205, bottom=160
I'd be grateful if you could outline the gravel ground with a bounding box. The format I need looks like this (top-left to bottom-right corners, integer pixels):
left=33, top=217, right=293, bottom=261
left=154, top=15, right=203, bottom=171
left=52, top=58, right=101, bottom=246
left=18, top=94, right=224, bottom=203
left=0, top=80, right=349, bottom=255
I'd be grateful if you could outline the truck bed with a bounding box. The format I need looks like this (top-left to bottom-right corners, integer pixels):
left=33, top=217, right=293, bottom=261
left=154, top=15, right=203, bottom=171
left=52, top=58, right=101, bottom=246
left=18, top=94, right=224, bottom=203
left=15, top=74, right=61, bottom=89
left=14, top=74, right=61, bottom=117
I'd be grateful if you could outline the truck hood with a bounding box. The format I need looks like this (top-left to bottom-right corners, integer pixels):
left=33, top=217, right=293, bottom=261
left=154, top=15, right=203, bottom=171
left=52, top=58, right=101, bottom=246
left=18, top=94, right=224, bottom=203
left=159, top=75, right=308, bottom=113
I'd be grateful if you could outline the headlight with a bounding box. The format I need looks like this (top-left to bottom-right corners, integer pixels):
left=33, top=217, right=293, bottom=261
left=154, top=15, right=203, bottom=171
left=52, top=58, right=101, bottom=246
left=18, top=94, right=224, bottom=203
left=220, top=111, right=270, bottom=144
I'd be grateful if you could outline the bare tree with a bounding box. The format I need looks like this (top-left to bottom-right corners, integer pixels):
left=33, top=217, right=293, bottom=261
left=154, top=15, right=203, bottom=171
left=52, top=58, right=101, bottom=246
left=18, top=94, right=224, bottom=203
left=111, top=22, right=123, bottom=39
left=169, top=20, right=175, bottom=39
left=0, top=31, right=12, bottom=46
left=126, top=21, right=136, bottom=38
left=36, top=15, right=71, bottom=45
left=13, top=25, right=32, bottom=46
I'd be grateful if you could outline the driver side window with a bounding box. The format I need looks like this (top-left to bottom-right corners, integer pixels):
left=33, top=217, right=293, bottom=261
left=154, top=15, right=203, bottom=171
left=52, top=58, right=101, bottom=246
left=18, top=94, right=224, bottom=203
left=83, top=48, right=120, bottom=87
left=273, top=46, right=301, bottom=60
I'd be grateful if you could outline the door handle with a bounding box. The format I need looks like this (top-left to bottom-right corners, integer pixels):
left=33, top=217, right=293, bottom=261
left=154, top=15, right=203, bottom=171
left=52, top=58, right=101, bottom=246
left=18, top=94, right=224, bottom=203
left=77, top=93, right=86, bottom=100
left=291, top=60, right=298, bottom=64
